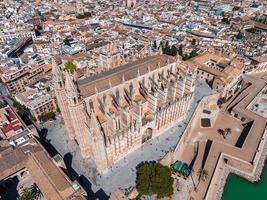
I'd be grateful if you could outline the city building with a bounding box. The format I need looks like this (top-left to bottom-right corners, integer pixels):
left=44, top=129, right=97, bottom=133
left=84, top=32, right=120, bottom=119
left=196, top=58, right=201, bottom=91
left=1, top=0, right=267, bottom=199
left=0, top=105, right=24, bottom=139
left=0, top=59, right=44, bottom=95
left=0, top=137, right=87, bottom=200
left=0, top=29, right=36, bottom=42
left=183, top=52, right=244, bottom=98
left=14, top=88, right=57, bottom=122
left=249, top=55, right=267, bottom=73
left=53, top=54, right=196, bottom=173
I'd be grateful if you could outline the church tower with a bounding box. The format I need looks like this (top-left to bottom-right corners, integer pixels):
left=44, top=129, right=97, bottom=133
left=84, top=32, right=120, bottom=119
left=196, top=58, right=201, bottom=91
left=53, top=59, right=109, bottom=167
left=64, top=72, right=92, bottom=158
left=52, top=59, right=75, bottom=140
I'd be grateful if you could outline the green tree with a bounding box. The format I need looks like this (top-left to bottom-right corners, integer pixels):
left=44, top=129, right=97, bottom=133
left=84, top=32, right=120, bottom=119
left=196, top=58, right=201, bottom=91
left=0, top=101, right=6, bottom=109
left=232, top=6, right=240, bottom=11
left=63, top=37, right=71, bottom=46
left=222, top=17, right=230, bottom=25
left=76, top=12, right=92, bottom=19
left=30, top=184, right=42, bottom=199
left=65, top=61, right=76, bottom=74
left=17, top=188, right=35, bottom=200
left=13, top=101, right=28, bottom=116
left=39, top=111, right=56, bottom=122
left=164, top=41, right=170, bottom=55
left=197, top=168, right=209, bottom=182
left=160, top=41, right=164, bottom=49
left=246, top=27, right=259, bottom=34
left=29, top=115, right=36, bottom=122
left=189, top=49, right=198, bottom=59
left=56, top=107, right=60, bottom=113
left=217, top=97, right=227, bottom=107
left=46, top=112, right=55, bottom=120
left=136, top=162, right=174, bottom=198
left=182, top=54, right=189, bottom=61
left=224, top=128, right=232, bottom=138
left=152, top=40, right=158, bottom=50
left=192, top=38, right=196, bottom=45
left=161, top=41, right=178, bottom=56
left=182, top=49, right=198, bottom=61
left=217, top=128, right=225, bottom=138
left=36, top=25, right=42, bottom=30
left=178, top=44, right=183, bottom=56
left=170, top=45, right=178, bottom=56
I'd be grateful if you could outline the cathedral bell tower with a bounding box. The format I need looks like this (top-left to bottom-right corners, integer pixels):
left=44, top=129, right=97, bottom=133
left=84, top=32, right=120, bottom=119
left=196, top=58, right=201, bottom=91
left=64, top=71, right=92, bottom=158
left=52, top=59, right=75, bottom=140
left=64, top=72, right=79, bottom=106
left=52, top=59, right=63, bottom=90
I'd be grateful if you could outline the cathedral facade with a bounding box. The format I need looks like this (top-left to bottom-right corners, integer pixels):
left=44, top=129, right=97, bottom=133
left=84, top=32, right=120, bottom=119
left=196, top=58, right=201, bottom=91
left=53, top=55, right=196, bottom=173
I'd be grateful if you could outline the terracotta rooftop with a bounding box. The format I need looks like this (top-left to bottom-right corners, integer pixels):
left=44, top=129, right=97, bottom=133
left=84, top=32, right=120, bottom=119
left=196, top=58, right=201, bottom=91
left=0, top=147, right=27, bottom=180
left=183, top=52, right=243, bottom=85
left=0, top=106, right=23, bottom=138
left=0, top=141, right=86, bottom=200
left=250, top=55, right=267, bottom=64
left=27, top=150, right=73, bottom=194
left=77, top=55, right=175, bottom=97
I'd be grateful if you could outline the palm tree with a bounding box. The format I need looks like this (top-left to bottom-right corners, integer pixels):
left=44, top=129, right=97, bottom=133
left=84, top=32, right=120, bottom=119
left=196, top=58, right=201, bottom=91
left=224, top=128, right=232, bottom=138
left=197, top=168, right=209, bottom=182
left=217, top=129, right=225, bottom=138
left=190, top=170, right=197, bottom=191
left=30, top=183, right=42, bottom=199
left=17, top=184, right=42, bottom=200
left=17, top=188, right=35, bottom=200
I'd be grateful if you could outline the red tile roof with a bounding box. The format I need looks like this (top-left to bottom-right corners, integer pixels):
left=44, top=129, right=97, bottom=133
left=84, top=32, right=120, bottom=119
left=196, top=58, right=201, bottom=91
left=0, top=107, right=23, bottom=136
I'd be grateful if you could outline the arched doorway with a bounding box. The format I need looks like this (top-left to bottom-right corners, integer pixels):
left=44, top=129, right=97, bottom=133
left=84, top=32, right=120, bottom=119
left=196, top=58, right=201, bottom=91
left=20, top=170, right=27, bottom=178
left=142, top=128, right=153, bottom=143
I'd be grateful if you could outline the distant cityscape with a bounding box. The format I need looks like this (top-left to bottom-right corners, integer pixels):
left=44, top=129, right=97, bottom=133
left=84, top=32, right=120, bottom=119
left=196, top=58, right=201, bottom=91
left=0, top=0, right=267, bottom=200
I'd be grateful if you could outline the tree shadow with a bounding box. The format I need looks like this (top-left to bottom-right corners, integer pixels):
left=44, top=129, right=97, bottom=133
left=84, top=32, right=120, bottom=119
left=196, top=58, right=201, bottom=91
left=39, top=128, right=48, bottom=140
left=18, top=113, right=32, bottom=126
left=36, top=129, right=109, bottom=200
left=0, top=176, right=19, bottom=200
